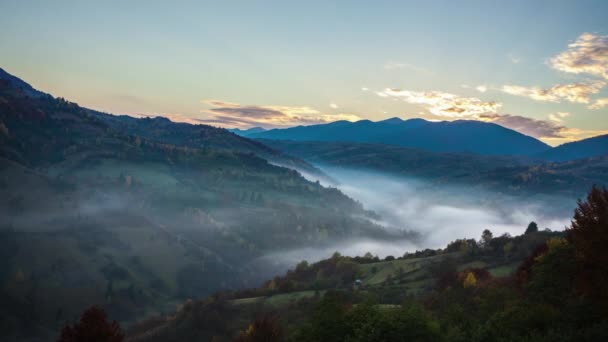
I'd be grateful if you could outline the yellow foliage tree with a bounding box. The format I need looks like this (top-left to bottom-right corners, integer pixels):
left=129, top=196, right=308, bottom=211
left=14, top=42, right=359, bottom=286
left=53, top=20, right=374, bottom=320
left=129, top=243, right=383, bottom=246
left=463, top=272, right=477, bottom=288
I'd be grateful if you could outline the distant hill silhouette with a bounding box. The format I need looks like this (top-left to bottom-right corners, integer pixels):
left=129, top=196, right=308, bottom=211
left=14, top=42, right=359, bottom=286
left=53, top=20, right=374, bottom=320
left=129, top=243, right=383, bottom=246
left=538, top=134, right=608, bottom=161
left=250, top=117, right=550, bottom=156
left=229, top=126, right=267, bottom=137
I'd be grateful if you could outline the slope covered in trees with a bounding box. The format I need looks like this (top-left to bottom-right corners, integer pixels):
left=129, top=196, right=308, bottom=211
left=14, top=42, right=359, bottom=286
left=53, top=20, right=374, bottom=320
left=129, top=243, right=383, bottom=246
left=260, top=139, right=608, bottom=198
left=0, top=69, right=398, bottom=341
left=123, top=187, right=608, bottom=341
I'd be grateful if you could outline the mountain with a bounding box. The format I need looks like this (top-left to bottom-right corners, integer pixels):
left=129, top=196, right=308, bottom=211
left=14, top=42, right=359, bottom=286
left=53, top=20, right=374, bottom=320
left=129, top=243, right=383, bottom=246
left=0, top=68, right=395, bottom=340
left=0, top=67, right=48, bottom=98
left=92, top=112, right=323, bottom=177
left=250, top=117, right=426, bottom=144
left=250, top=118, right=550, bottom=156
left=229, top=126, right=267, bottom=137
left=538, top=134, right=608, bottom=162
left=259, top=139, right=608, bottom=199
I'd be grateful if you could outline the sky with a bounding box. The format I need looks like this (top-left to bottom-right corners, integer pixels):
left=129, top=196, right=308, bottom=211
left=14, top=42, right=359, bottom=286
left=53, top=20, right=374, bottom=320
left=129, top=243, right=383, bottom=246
left=1, top=0, right=608, bottom=145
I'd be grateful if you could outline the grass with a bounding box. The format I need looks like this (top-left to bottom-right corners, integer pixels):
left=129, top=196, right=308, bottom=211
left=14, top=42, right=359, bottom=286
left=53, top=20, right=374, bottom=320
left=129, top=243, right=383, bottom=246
left=230, top=290, right=324, bottom=307
left=488, top=263, right=519, bottom=277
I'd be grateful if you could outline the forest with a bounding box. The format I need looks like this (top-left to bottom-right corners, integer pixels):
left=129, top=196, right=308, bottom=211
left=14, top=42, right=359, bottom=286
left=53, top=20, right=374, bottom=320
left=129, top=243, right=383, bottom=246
left=54, top=186, right=608, bottom=342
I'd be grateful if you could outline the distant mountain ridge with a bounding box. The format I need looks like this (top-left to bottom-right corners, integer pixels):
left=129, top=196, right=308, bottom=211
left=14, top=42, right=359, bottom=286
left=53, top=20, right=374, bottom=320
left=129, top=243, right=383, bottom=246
left=250, top=117, right=551, bottom=156
left=537, top=134, right=608, bottom=162
left=0, top=67, right=48, bottom=98
left=229, top=126, right=267, bottom=137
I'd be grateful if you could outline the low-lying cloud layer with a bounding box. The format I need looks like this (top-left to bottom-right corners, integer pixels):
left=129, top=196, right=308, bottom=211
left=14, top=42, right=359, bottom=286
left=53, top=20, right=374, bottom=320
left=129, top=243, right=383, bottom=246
left=197, top=100, right=360, bottom=128
left=273, top=167, right=574, bottom=264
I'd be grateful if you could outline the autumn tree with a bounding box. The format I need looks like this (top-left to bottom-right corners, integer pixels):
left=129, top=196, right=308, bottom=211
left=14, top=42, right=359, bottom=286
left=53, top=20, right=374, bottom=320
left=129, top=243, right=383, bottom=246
left=57, top=306, right=123, bottom=342
left=567, top=185, right=608, bottom=307
left=234, top=316, right=282, bottom=342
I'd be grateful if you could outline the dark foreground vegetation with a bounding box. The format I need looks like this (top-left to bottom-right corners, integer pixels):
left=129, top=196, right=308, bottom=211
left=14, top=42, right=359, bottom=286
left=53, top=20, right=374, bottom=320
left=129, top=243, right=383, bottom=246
left=60, top=186, right=608, bottom=341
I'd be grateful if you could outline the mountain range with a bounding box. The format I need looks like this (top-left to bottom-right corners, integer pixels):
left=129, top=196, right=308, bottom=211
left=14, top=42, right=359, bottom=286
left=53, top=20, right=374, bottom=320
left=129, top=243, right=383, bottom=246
left=0, top=68, right=394, bottom=340
left=247, top=117, right=550, bottom=156
left=246, top=117, right=608, bottom=160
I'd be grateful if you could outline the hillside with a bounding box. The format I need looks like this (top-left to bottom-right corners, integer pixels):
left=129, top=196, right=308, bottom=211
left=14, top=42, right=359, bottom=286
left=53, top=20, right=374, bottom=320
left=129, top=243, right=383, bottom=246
left=538, top=134, right=608, bottom=162
left=0, top=69, right=398, bottom=341
left=93, top=113, right=322, bottom=177
left=229, top=127, right=267, bottom=137
left=250, top=118, right=550, bottom=156
left=259, top=139, right=608, bottom=198
left=125, top=227, right=584, bottom=341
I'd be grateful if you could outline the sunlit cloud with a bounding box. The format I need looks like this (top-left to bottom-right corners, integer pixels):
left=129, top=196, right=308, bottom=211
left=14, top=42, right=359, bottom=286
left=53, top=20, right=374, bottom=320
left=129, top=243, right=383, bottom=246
left=548, top=112, right=570, bottom=123
left=330, top=103, right=339, bottom=109
left=542, top=127, right=608, bottom=146
left=198, top=100, right=361, bottom=128
left=461, top=84, right=488, bottom=93
left=549, top=33, right=608, bottom=80
left=501, top=80, right=605, bottom=104
left=476, top=85, right=488, bottom=93
left=589, top=97, right=608, bottom=110
left=376, top=88, right=501, bottom=117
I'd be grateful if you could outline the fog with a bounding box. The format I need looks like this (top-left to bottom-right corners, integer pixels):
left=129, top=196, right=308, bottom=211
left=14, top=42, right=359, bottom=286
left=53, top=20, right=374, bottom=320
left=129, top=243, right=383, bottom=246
left=290, top=166, right=574, bottom=260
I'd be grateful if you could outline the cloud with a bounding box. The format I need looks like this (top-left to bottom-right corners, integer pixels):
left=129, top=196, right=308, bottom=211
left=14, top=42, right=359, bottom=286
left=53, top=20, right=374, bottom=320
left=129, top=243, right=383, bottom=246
left=330, top=103, right=339, bottom=109
left=479, top=113, right=567, bottom=138
left=501, top=80, right=605, bottom=104
left=548, top=112, right=570, bottom=123
left=198, top=100, right=361, bottom=128
left=508, top=53, right=522, bottom=64
left=384, top=61, right=432, bottom=74
left=480, top=113, right=608, bottom=145
left=542, top=127, right=608, bottom=146
left=589, top=98, right=608, bottom=110
left=376, top=88, right=501, bottom=117
left=476, top=85, right=488, bottom=93
left=549, top=33, right=608, bottom=80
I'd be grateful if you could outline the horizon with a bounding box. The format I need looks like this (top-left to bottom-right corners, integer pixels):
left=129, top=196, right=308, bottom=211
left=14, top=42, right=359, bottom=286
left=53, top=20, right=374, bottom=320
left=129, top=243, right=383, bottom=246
left=1, top=65, right=606, bottom=148
left=1, top=1, right=607, bottom=146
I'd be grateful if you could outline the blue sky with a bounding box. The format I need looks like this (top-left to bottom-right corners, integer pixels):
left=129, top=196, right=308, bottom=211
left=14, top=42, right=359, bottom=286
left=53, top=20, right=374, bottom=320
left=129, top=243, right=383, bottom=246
left=1, top=0, right=607, bottom=145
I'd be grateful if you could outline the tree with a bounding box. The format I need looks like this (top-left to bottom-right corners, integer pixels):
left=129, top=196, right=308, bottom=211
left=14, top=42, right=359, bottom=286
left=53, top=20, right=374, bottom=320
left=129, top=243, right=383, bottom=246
left=481, top=229, right=493, bottom=247
left=567, top=185, right=608, bottom=307
left=295, top=260, right=309, bottom=273
left=463, top=272, right=477, bottom=288
left=525, top=221, right=539, bottom=234
left=234, top=316, right=282, bottom=342
left=58, top=306, right=124, bottom=342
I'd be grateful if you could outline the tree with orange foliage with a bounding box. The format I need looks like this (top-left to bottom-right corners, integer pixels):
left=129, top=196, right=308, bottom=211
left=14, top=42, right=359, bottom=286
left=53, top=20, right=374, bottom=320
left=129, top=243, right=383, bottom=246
left=234, top=316, right=282, bottom=342
left=57, top=306, right=124, bottom=342
left=568, top=185, right=608, bottom=308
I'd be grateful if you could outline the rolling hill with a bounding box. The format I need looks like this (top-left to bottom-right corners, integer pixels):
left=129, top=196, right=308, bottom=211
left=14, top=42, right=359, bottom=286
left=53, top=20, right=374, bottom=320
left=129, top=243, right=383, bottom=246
left=537, top=134, right=608, bottom=162
left=0, top=68, right=397, bottom=340
left=259, top=139, right=608, bottom=199
left=250, top=117, right=550, bottom=156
